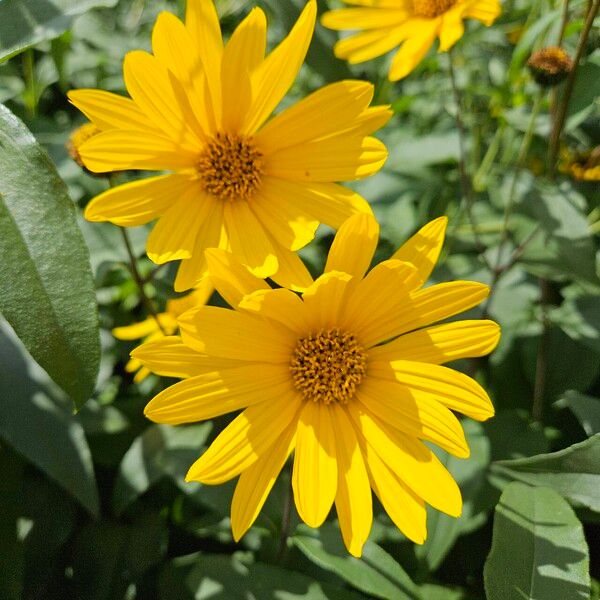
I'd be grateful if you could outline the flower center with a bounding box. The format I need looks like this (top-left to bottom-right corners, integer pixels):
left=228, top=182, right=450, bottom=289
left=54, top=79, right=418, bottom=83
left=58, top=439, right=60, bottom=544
left=197, top=133, right=264, bottom=202
left=290, top=328, right=367, bottom=405
left=412, top=0, right=456, bottom=17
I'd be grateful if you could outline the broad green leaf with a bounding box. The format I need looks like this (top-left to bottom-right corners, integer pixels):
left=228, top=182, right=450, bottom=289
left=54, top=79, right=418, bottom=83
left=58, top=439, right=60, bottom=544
left=0, top=323, right=99, bottom=515
left=0, top=0, right=119, bottom=62
left=484, top=482, right=590, bottom=600
left=550, top=296, right=600, bottom=355
left=113, top=423, right=212, bottom=514
left=292, top=524, right=420, bottom=600
left=490, top=435, right=600, bottom=512
left=556, top=391, right=600, bottom=437
left=416, top=421, right=490, bottom=571
left=0, top=103, right=100, bottom=409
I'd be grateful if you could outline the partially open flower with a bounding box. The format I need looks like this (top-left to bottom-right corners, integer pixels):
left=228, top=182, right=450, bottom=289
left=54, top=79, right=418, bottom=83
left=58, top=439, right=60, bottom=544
left=67, top=123, right=102, bottom=167
left=527, top=46, right=574, bottom=87
left=560, top=146, right=600, bottom=181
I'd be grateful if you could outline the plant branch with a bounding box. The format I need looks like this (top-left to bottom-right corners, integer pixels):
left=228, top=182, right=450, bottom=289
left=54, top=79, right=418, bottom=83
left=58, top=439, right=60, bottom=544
left=276, top=478, right=293, bottom=564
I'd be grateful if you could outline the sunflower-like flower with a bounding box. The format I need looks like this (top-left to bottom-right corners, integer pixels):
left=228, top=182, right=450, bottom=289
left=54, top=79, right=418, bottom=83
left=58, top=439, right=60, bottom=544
left=68, top=0, right=391, bottom=292
left=132, top=213, right=500, bottom=555
left=113, top=281, right=213, bottom=383
left=322, top=0, right=501, bottom=81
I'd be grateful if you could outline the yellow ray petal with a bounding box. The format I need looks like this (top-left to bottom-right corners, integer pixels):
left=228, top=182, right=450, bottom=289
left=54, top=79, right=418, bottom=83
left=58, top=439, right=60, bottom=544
left=221, top=8, right=266, bottom=131
left=325, top=212, right=379, bottom=279
left=389, top=20, right=439, bottom=81
left=391, top=216, right=447, bottom=282
left=186, top=393, right=301, bottom=484
left=257, top=178, right=372, bottom=230
left=113, top=317, right=159, bottom=341
left=132, top=366, right=152, bottom=383
left=331, top=407, right=372, bottom=557
left=334, top=23, right=414, bottom=64
left=292, top=401, right=338, bottom=528
left=238, top=288, right=308, bottom=334
left=348, top=402, right=462, bottom=517
left=302, top=271, right=354, bottom=331
left=84, top=173, right=194, bottom=226
left=257, top=80, right=378, bottom=154
left=205, top=248, right=270, bottom=308
left=166, top=279, right=214, bottom=317
left=131, top=336, right=244, bottom=379
left=340, top=260, right=421, bottom=347
left=146, top=191, right=217, bottom=265
left=368, top=359, right=495, bottom=421
left=356, top=378, right=469, bottom=457
left=144, top=363, right=293, bottom=424
left=322, top=7, right=410, bottom=30
left=464, top=0, right=501, bottom=25
left=269, top=244, right=315, bottom=292
left=79, top=129, right=197, bottom=173
left=231, top=423, right=296, bottom=541
left=223, top=201, right=278, bottom=278
left=67, top=89, right=158, bottom=132
left=123, top=50, right=203, bottom=151
left=438, top=5, right=467, bottom=52
left=265, top=136, right=387, bottom=182
left=369, top=320, right=501, bottom=364
left=178, top=305, right=295, bottom=362
left=359, top=434, right=427, bottom=544
left=244, top=0, right=317, bottom=134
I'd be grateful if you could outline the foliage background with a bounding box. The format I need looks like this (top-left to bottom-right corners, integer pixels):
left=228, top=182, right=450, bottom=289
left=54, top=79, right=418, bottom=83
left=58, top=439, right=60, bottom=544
left=0, top=0, right=599, bottom=598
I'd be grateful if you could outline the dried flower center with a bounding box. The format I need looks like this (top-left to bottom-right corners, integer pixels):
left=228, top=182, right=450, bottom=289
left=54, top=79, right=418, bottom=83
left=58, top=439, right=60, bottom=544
left=290, top=328, right=367, bottom=405
left=197, top=133, right=264, bottom=202
left=412, top=0, right=456, bottom=17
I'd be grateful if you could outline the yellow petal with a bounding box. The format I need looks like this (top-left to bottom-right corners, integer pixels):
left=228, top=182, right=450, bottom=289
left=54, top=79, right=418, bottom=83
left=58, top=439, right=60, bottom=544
left=322, top=7, right=410, bottom=30
left=325, top=212, right=379, bottom=279
left=369, top=320, right=501, bottom=364
left=67, top=89, right=157, bottom=132
left=144, top=363, right=294, bottom=424
left=292, top=401, right=338, bottom=528
left=84, top=173, right=193, bottom=226
left=391, top=216, right=447, bottom=282
left=186, top=394, right=301, bottom=484
left=244, top=0, right=317, bottom=134
left=269, top=244, right=315, bottom=292
left=238, top=288, right=308, bottom=334
left=332, top=407, right=372, bottom=557
left=348, top=402, right=462, bottom=517
left=79, top=129, right=197, bottom=173
left=334, top=23, right=414, bottom=64
left=340, top=260, right=421, bottom=347
left=438, top=5, right=467, bottom=52
left=223, top=201, right=278, bottom=278
left=302, top=271, right=354, bottom=331
left=360, top=435, right=427, bottom=544
left=178, top=305, right=295, bottom=362
left=166, top=279, right=214, bottom=318
left=133, top=366, right=152, bottom=383
left=205, top=248, right=269, bottom=308
left=388, top=20, right=439, bottom=81
left=356, top=378, right=469, bottom=457
left=368, top=359, right=495, bottom=421
left=231, top=423, right=296, bottom=541
left=221, top=8, right=266, bottom=131
left=130, top=336, right=243, bottom=379
left=464, top=0, right=501, bottom=25
left=123, top=51, right=203, bottom=150
left=265, top=136, right=387, bottom=182
left=113, top=317, right=159, bottom=341
left=255, top=178, right=372, bottom=230
left=256, top=80, right=381, bottom=154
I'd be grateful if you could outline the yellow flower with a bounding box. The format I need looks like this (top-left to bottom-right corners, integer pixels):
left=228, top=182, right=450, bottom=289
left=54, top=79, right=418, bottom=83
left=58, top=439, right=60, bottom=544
left=559, top=146, right=600, bottom=182
left=322, top=0, right=501, bottom=81
left=113, top=281, right=213, bottom=383
left=132, top=213, right=500, bottom=556
left=68, top=0, right=391, bottom=292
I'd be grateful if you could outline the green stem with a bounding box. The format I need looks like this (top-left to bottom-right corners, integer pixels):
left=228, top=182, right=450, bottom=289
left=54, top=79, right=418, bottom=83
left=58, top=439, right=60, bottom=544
left=276, top=479, right=293, bottom=564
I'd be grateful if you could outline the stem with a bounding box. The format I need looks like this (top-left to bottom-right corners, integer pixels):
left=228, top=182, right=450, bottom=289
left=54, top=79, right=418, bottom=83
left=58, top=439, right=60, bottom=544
left=547, top=0, right=599, bottom=174
left=23, top=50, right=37, bottom=118
left=557, top=0, right=571, bottom=44
left=119, top=227, right=166, bottom=336
left=447, top=52, right=489, bottom=264
left=532, top=279, right=553, bottom=421
left=276, top=479, right=293, bottom=564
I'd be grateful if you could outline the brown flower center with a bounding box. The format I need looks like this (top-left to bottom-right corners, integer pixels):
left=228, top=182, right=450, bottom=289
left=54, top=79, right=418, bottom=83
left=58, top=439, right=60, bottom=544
left=197, top=133, right=264, bottom=202
left=290, top=328, right=367, bottom=405
left=412, top=0, right=456, bottom=17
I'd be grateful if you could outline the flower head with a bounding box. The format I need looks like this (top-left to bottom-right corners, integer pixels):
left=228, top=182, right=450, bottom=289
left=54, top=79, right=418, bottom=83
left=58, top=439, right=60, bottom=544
left=68, top=0, right=391, bottom=291
left=560, top=146, right=600, bottom=181
left=527, top=46, right=574, bottom=87
left=322, top=0, right=501, bottom=81
left=132, top=213, right=500, bottom=555
left=113, top=281, right=212, bottom=382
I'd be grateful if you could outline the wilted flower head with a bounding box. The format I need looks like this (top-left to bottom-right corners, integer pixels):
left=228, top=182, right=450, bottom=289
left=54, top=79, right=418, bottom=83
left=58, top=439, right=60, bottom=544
left=527, top=46, right=574, bottom=87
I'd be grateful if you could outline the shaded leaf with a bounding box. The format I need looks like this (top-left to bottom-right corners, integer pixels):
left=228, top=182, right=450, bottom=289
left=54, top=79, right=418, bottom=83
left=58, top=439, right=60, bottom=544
left=555, top=391, right=600, bottom=437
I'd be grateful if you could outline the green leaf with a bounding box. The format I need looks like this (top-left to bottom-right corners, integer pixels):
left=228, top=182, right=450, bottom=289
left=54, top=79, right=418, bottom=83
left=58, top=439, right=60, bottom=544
left=556, top=391, right=600, bottom=437
left=550, top=296, right=600, bottom=355
left=0, top=103, right=100, bottom=409
left=0, top=323, right=99, bottom=515
left=484, top=482, right=590, bottom=600
left=292, top=524, right=420, bottom=600
left=0, top=0, right=119, bottom=62
left=490, top=435, right=600, bottom=512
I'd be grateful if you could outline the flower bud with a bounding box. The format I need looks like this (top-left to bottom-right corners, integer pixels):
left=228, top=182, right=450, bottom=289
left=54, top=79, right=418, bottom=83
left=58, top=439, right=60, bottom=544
left=527, top=46, right=574, bottom=87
